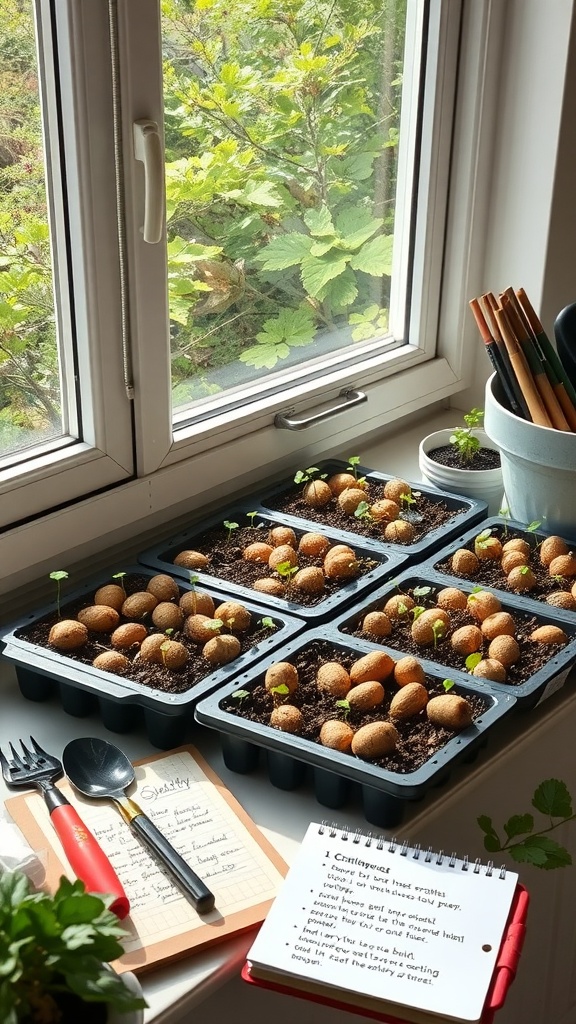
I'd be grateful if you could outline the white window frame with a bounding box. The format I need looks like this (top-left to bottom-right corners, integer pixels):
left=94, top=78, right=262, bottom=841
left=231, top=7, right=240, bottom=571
left=1, top=0, right=533, bottom=590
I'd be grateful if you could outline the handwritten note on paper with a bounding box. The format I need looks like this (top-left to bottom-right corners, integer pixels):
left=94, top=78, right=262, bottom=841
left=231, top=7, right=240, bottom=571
left=247, top=823, right=519, bottom=1022
left=14, top=747, right=286, bottom=970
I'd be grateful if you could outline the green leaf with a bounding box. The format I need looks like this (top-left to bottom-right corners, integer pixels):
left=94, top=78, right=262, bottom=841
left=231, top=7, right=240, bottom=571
left=300, top=252, right=349, bottom=297
left=477, top=815, right=498, bottom=838
left=503, top=814, right=534, bottom=840
left=509, top=836, right=572, bottom=869
left=255, top=306, right=316, bottom=347
left=532, top=778, right=573, bottom=818
left=335, top=208, right=382, bottom=250
left=350, top=234, right=393, bottom=276
left=316, top=266, right=358, bottom=308
left=239, top=341, right=290, bottom=368
left=256, top=233, right=313, bottom=271
left=483, top=834, right=502, bottom=853
left=241, top=180, right=283, bottom=207
left=304, top=205, right=336, bottom=237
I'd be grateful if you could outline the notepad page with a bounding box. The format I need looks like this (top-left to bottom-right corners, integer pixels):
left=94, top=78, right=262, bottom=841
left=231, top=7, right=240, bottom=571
left=247, top=822, right=519, bottom=1024
left=21, top=749, right=285, bottom=953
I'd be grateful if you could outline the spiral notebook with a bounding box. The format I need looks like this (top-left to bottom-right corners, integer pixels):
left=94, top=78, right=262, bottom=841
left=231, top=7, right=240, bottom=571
left=244, top=822, right=528, bottom=1024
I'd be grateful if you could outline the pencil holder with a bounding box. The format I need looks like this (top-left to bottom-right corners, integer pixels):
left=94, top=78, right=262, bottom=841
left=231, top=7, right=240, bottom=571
left=484, top=373, right=576, bottom=542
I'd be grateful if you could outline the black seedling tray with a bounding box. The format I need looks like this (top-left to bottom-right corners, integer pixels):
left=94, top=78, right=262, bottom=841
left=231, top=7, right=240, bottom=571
left=250, top=458, right=488, bottom=563
left=430, top=516, right=576, bottom=622
left=331, top=567, right=576, bottom=710
left=0, top=566, right=304, bottom=750
left=194, top=631, right=516, bottom=829
left=138, top=505, right=407, bottom=622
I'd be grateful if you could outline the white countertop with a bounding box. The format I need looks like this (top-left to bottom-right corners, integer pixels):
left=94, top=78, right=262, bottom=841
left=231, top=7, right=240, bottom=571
left=1, top=405, right=519, bottom=1023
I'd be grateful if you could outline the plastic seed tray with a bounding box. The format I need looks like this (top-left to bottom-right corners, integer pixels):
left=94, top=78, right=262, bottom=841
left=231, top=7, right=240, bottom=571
left=137, top=505, right=407, bottom=623
left=249, top=458, right=489, bottom=563
left=330, top=567, right=576, bottom=710
left=194, top=631, right=516, bottom=829
left=0, top=566, right=304, bottom=750
left=430, top=516, right=576, bottom=622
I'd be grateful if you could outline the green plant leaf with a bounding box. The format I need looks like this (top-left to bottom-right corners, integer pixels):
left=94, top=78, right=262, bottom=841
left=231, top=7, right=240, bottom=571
left=509, top=836, right=572, bottom=870
left=482, top=834, right=502, bottom=853
left=349, top=234, right=393, bottom=276
left=256, top=232, right=313, bottom=271
left=335, top=208, right=382, bottom=249
left=303, top=205, right=336, bottom=237
left=300, top=251, right=349, bottom=297
left=239, top=341, right=289, bottom=368
left=532, top=778, right=573, bottom=818
left=316, top=266, right=358, bottom=308
left=477, top=814, right=498, bottom=838
left=255, top=306, right=316, bottom=347
left=503, top=814, right=534, bottom=840
left=240, top=179, right=283, bottom=207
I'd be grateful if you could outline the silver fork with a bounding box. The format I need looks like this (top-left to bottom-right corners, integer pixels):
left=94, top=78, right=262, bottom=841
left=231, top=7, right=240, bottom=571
left=1, top=737, right=129, bottom=918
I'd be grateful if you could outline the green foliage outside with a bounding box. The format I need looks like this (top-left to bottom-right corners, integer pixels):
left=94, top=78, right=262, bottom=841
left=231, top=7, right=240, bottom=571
left=478, top=778, right=574, bottom=870
left=0, top=0, right=405, bottom=451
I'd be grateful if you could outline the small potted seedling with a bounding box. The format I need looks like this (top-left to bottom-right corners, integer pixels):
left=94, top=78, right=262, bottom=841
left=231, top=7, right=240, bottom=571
left=418, top=407, right=504, bottom=515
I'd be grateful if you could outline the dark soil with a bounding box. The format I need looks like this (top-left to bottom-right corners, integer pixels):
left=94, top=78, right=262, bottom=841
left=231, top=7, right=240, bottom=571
left=220, top=638, right=491, bottom=775
left=166, top=521, right=379, bottom=605
left=260, top=478, right=467, bottom=545
left=434, top=524, right=576, bottom=609
left=427, top=445, right=501, bottom=472
left=15, top=572, right=277, bottom=695
left=339, top=580, right=573, bottom=686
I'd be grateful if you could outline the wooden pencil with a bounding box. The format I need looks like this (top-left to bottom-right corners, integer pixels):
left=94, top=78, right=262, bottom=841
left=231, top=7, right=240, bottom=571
left=516, top=286, right=576, bottom=409
left=481, top=293, right=530, bottom=418
left=500, top=293, right=570, bottom=431
left=494, top=306, right=552, bottom=427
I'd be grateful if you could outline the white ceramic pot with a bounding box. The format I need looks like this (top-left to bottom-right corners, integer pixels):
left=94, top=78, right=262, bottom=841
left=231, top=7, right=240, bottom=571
left=484, top=372, right=576, bottom=540
left=418, top=427, right=504, bottom=516
left=107, top=971, right=145, bottom=1024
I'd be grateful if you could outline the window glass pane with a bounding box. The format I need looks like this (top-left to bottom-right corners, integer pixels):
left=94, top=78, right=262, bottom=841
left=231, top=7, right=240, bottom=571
left=161, top=0, right=409, bottom=418
left=0, top=1, right=63, bottom=460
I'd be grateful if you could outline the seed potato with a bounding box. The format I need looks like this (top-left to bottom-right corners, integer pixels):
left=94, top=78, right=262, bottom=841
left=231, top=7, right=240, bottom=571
left=384, top=520, right=415, bottom=543
left=139, top=634, right=167, bottom=663
left=436, top=587, right=468, bottom=611
left=501, top=550, right=528, bottom=575
left=319, top=720, right=355, bottom=752
left=347, top=680, right=385, bottom=711
left=507, top=566, right=536, bottom=592
left=393, top=656, right=426, bottom=688
left=93, top=651, right=130, bottom=673
left=350, top=651, right=394, bottom=684
left=151, top=602, right=184, bottom=631
left=539, top=535, right=569, bottom=566
left=530, top=625, right=568, bottom=645
left=269, top=526, right=297, bottom=548
left=48, top=619, right=88, bottom=650
left=450, top=625, right=483, bottom=656
left=410, top=608, right=450, bottom=646
left=480, top=611, right=516, bottom=640
left=297, top=532, right=331, bottom=558
left=203, top=635, right=241, bottom=664
left=383, top=478, right=411, bottom=503
left=270, top=706, right=303, bottom=733
left=173, top=550, right=210, bottom=570
left=451, top=549, right=480, bottom=575
left=179, top=590, right=215, bottom=617
left=77, top=605, right=120, bottom=632
left=184, top=613, right=222, bottom=644
left=488, top=635, right=520, bottom=667
left=303, top=480, right=333, bottom=508
left=323, top=551, right=359, bottom=580
left=389, top=682, right=429, bottom=721
left=546, top=591, right=576, bottom=611
left=111, top=622, right=148, bottom=649
left=472, top=658, right=507, bottom=682
left=121, top=592, right=158, bottom=620
left=253, top=578, right=286, bottom=597
left=93, top=584, right=126, bottom=611
left=316, top=662, right=351, bottom=697
left=326, top=472, right=359, bottom=496
left=243, top=542, right=274, bottom=563
left=351, top=722, right=399, bottom=759
left=549, top=553, right=576, bottom=578
left=426, top=694, right=473, bottom=730
left=265, top=662, right=299, bottom=694
left=502, top=538, right=531, bottom=557
left=338, top=488, right=368, bottom=514
left=362, top=611, right=393, bottom=637
left=383, top=594, right=415, bottom=619
left=292, top=566, right=325, bottom=595
left=268, top=545, right=298, bottom=571
left=467, top=591, right=501, bottom=622
left=157, top=639, right=188, bottom=669
left=214, top=601, right=251, bottom=631
left=146, top=574, right=180, bottom=602
left=370, top=498, right=400, bottom=523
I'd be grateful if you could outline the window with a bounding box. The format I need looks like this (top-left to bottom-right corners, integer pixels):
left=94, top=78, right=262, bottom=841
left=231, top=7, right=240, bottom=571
left=0, top=0, right=507, bottom=582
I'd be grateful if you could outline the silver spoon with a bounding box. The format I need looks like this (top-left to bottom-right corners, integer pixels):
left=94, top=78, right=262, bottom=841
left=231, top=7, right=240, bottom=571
left=62, top=736, right=215, bottom=913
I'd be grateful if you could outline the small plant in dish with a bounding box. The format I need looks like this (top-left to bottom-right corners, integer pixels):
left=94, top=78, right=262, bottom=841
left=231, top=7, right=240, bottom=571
left=223, top=520, right=239, bottom=543
left=449, top=407, right=484, bottom=465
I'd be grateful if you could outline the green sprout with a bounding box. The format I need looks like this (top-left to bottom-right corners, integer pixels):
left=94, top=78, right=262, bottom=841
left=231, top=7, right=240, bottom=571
left=431, top=618, right=447, bottom=648
left=411, top=605, right=426, bottom=620
left=442, top=679, right=456, bottom=692
left=160, top=640, right=171, bottom=668
left=271, top=682, right=290, bottom=706
left=275, top=560, right=299, bottom=595
left=449, top=407, right=484, bottom=464
left=223, top=520, right=239, bottom=543
left=112, top=571, right=127, bottom=596
left=477, top=778, right=574, bottom=869
left=354, top=500, right=372, bottom=521
left=188, top=573, right=199, bottom=589
left=413, top=585, right=432, bottom=599
left=336, top=699, right=351, bottom=720
left=259, top=616, right=276, bottom=630
left=204, top=618, right=224, bottom=633
left=231, top=689, right=250, bottom=705
left=246, top=511, right=259, bottom=528
left=49, top=570, right=68, bottom=618
left=400, top=491, right=417, bottom=507
left=294, top=466, right=327, bottom=485
left=465, top=652, right=483, bottom=671
left=526, top=520, right=542, bottom=534
left=347, top=455, right=361, bottom=479
left=499, top=506, right=510, bottom=536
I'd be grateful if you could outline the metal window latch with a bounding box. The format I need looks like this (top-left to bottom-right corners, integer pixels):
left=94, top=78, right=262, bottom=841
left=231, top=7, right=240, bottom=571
left=274, top=388, right=367, bottom=430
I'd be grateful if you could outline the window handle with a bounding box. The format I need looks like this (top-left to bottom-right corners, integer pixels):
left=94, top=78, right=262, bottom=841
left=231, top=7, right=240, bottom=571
left=274, top=388, right=367, bottom=430
left=133, top=119, right=164, bottom=243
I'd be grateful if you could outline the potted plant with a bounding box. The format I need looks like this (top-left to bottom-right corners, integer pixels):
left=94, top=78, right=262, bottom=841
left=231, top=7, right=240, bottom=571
left=418, top=407, right=504, bottom=515
left=0, top=869, right=146, bottom=1024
